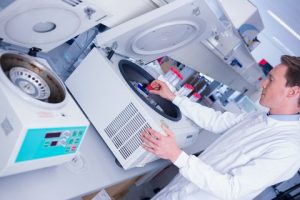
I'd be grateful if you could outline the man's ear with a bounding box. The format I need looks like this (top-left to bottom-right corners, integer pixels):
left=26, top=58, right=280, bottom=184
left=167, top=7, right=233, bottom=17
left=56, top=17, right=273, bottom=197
left=288, top=86, right=300, bottom=97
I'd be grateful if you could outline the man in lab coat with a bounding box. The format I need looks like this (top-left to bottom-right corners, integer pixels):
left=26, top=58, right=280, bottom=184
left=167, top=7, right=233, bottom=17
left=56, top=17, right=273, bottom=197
left=141, top=55, right=300, bottom=200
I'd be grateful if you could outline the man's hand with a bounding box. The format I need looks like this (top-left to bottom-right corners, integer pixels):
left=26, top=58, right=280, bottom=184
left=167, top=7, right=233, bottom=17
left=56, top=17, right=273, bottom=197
left=141, top=126, right=182, bottom=163
left=149, top=80, right=176, bottom=101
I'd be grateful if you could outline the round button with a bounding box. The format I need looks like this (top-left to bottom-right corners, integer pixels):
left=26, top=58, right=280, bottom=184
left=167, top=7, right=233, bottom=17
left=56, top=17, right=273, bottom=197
left=58, top=138, right=67, bottom=147
left=62, top=130, right=71, bottom=137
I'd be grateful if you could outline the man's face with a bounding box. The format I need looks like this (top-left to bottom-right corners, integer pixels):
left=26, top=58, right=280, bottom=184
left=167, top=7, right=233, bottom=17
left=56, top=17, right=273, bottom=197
left=259, top=64, right=290, bottom=109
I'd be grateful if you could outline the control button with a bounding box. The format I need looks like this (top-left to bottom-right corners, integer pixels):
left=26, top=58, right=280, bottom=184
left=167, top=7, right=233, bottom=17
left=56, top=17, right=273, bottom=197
left=78, top=131, right=84, bottom=136
left=72, top=131, right=77, bottom=137
left=68, top=139, right=74, bottom=144
left=74, top=138, right=80, bottom=144
left=58, top=138, right=67, bottom=147
left=62, top=130, right=72, bottom=137
left=71, top=145, right=77, bottom=151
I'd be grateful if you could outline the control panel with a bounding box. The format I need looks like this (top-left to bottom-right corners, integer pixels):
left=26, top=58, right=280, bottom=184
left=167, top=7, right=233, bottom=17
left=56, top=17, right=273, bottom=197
left=16, top=126, right=87, bottom=162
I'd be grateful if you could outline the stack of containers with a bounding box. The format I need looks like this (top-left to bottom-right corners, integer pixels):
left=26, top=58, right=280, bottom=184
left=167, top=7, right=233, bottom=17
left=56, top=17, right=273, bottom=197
left=146, top=66, right=207, bottom=104
left=189, top=92, right=201, bottom=102
left=176, top=83, right=194, bottom=96
left=163, top=67, right=184, bottom=88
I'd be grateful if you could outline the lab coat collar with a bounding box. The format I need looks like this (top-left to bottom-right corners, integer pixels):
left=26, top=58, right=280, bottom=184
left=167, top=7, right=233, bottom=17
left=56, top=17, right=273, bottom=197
left=267, top=112, right=300, bottom=121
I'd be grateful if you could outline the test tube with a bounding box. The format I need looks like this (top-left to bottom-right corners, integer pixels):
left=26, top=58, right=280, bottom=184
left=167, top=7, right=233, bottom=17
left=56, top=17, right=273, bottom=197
left=189, top=92, right=201, bottom=102
left=170, top=68, right=183, bottom=87
left=163, top=67, right=177, bottom=81
left=184, top=84, right=194, bottom=96
left=181, top=72, right=199, bottom=87
left=193, top=79, right=207, bottom=94
left=176, top=83, right=194, bottom=96
left=146, top=84, right=154, bottom=91
left=164, top=67, right=183, bottom=87
left=137, top=83, right=149, bottom=95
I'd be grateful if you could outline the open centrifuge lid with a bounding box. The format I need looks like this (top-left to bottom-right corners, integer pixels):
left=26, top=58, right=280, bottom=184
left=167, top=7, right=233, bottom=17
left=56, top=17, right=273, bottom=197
left=96, top=0, right=221, bottom=64
left=0, top=0, right=108, bottom=52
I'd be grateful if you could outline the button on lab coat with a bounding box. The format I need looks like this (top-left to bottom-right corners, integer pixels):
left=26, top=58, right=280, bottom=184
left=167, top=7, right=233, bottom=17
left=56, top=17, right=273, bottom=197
left=152, top=96, right=300, bottom=200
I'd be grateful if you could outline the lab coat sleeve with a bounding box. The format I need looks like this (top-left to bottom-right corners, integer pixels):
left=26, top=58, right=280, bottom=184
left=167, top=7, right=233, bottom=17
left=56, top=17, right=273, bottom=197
left=173, top=143, right=300, bottom=200
left=172, top=96, right=246, bottom=134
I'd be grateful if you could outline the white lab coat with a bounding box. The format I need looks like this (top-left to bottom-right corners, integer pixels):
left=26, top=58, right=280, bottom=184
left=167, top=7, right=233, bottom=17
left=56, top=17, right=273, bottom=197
left=152, top=96, right=300, bottom=200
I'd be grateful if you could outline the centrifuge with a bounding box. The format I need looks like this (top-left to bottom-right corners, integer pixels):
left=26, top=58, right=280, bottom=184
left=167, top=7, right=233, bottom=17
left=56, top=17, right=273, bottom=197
left=0, top=0, right=108, bottom=176
left=66, top=0, right=229, bottom=169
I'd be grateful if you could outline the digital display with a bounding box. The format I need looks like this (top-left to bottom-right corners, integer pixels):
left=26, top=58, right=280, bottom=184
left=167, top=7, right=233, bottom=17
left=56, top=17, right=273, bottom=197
left=51, top=141, right=58, bottom=146
left=45, top=132, right=61, bottom=138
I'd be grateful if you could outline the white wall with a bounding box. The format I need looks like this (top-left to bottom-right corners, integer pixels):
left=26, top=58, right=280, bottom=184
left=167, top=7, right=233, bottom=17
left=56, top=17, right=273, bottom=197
left=251, top=32, right=285, bottom=66
left=250, top=0, right=300, bottom=66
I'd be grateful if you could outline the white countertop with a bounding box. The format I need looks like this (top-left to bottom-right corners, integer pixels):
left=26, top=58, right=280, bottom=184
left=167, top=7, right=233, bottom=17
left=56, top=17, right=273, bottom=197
left=0, top=123, right=217, bottom=200
left=0, top=125, right=170, bottom=200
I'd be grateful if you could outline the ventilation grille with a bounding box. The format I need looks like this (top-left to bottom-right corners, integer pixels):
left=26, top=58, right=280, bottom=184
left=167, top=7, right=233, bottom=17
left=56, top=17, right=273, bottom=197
left=104, top=103, right=151, bottom=160
left=61, top=0, right=83, bottom=7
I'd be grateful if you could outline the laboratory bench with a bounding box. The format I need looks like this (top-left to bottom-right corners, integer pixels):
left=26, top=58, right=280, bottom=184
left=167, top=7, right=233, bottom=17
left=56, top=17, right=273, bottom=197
left=0, top=124, right=217, bottom=200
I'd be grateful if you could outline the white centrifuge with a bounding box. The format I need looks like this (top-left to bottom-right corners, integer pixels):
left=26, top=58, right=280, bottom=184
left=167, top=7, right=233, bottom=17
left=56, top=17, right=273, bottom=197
left=66, top=0, right=230, bottom=169
left=0, top=0, right=108, bottom=177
